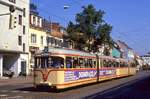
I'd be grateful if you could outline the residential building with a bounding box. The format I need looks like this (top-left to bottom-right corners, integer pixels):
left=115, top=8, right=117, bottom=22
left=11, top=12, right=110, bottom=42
left=141, top=54, right=150, bottom=66
left=111, top=42, right=121, bottom=58
left=116, top=40, right=135, bottom=60
left=0, top=0, right=30, bottom=77
left=29, top=12, right=47, bottom=74
left=29, top=13, right=68, bottom=74
left=43, top=20, right=66, bottom=48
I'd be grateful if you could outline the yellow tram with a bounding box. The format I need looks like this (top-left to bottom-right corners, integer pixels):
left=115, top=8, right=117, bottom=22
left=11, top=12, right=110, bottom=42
left=33, top=48, right=136, bottom=89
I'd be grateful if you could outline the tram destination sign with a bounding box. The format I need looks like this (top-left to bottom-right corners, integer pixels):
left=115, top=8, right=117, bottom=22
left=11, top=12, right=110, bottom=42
left=64, top=69, right=116, bottom=82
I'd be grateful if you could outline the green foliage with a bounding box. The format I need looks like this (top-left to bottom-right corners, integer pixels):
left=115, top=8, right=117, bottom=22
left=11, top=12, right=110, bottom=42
left=98, top=23, right=113, bottom=47
left=30, top=3, right=37, bottom=11
left=66, top=4, right=113, bottom=53
left=30, top=3, right=39, bottom=15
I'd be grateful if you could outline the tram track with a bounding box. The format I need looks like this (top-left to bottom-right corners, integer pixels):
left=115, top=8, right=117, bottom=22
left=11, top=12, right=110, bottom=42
left=0, top=71, right=150, bottom=99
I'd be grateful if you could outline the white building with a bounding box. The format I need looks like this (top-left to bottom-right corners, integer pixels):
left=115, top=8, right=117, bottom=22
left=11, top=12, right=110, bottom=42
left=141, top=54, right=150, bottom=66
left=0, top=0, right=30, bottom=77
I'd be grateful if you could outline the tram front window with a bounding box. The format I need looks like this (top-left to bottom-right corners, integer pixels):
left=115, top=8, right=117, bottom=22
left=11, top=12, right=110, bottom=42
left=35, top=56, right=64, bottom=69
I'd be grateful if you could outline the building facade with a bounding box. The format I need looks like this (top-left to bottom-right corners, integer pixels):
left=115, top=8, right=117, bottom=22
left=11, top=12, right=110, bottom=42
left=0, top=0, right=30, bottom=77
left=43, top=21, right=65, bottom=48
left=29, top=12, right=47, bottom=74
left=141, top=54, right=150, bottom=66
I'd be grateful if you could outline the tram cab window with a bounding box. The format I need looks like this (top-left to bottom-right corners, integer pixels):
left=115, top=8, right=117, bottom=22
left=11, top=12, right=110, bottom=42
left=35, top=57, right=49, bottom=69
left=66, top=57, right=72, bottom=68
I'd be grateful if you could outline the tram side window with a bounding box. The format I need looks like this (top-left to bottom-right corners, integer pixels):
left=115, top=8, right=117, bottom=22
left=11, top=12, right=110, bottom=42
left=49, top=57, right=64, bottom=68
left=122, top=62, right=126, bottom=67
left=120, top=62, right=123, bottom=67
left=116, top=62, right=120, bottom=67
left=91, top=59, right=96, bottom=68
left=103, top=60, right=106, bottom=67
left=114, top=62, right=118, bottom=67
left=103, top=60, right=109, bottom=67
left=66, top=57, right=72, bottom=68
left=84, top=59, right=88, bottom=68
left=88, top=59, right=93, bottom=68
left=73, top=57, right=78, bottom=68
left=112, top=61, right=116, bottom=67
left=79, top=58, right=85, bottom=68
left=107, top=61, right=112, bottom=67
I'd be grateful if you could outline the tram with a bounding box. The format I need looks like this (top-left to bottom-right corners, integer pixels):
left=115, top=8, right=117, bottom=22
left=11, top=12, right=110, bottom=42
left=33, top=48, right=136, bottom=89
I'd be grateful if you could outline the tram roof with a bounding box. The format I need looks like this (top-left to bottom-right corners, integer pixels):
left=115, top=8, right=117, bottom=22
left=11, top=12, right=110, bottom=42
left=35, top=48, right=127, bottom=61
left=36, top=48, right=96, bottom=58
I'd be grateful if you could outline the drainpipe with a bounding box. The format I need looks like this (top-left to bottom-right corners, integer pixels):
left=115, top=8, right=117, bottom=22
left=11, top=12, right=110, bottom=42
left=0, top=55, right=3, bottom=77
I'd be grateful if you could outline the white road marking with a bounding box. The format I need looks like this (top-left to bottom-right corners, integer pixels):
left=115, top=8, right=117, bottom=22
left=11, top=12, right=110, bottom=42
left=7, top=95, right=23, bottom=99
left=0, top=94, right=8, bottom=97
left=10, top=90, right=20, bottom=93
left=22, top=91, right=29, bottom=93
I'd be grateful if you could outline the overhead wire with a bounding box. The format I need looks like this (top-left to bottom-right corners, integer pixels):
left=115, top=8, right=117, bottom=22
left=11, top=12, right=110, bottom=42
left=20, top=0, right=68, bottom=22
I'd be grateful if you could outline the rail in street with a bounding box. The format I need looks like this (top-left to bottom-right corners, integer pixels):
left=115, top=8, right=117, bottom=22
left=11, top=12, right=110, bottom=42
left=0, top=71, right=150, bottom=99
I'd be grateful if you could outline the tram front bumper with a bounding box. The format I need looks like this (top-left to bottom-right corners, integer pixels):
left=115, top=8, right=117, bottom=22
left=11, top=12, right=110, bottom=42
left=39, top=81, right=52, bottom=86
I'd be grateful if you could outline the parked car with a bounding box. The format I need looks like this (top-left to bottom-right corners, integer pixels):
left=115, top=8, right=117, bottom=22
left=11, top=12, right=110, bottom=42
left=3, top=69, right=14, bottom=78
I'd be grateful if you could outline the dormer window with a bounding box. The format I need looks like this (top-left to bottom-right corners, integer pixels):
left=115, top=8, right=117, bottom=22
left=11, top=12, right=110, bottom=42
left=37, top=17, right=40, bottom=26
left=33, top=16, right=36, bottom=25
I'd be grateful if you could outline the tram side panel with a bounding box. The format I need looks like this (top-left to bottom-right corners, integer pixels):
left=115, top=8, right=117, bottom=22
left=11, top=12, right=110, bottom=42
left=116, top=67, right=129, bottom=77
left=129, top=67, right=136, bottom=75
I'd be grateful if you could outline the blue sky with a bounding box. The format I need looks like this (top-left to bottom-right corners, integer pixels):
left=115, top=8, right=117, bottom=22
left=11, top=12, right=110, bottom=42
left=31, top=0, right=150, bottom=55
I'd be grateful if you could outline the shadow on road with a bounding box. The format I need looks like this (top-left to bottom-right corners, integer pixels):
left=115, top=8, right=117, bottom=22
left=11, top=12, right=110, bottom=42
left=84, top=75, right=150, bottom=99
left=15, top=76, right=130, bottom=93
left=15, top=86, right=58, bottom=93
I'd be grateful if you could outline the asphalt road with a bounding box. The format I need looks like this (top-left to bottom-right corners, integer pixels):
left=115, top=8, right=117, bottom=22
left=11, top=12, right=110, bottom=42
left=0, top=71, right=150, bottom=99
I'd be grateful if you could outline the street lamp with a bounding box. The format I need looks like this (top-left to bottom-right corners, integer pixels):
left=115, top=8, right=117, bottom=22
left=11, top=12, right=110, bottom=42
left=0, top=5, right=15, bottom=16
left=0, top=5, right=16, bottom=29
left=63, top=5, right=69, bottom=9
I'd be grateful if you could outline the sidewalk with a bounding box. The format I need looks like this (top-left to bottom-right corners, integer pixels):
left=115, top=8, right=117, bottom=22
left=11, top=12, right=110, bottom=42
left=0, top=76, right=33, bottom=86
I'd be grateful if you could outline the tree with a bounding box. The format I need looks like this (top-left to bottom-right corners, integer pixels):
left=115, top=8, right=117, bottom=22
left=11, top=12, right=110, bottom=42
left=67, top=4, right=113, bottom=53
left=30, top=3, right=39, bottom=15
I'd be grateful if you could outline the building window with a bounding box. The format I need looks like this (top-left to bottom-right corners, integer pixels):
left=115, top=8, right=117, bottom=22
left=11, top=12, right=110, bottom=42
left=37, top=17, right=40, bottom=26
left=33, top=16, right=36, bottom=25
left=41, top=36, right=43, bottom=44
left=19, top=15, right=22, bottom=25
left=18, top=36, right=22, bottom=45
left=23, top=43, right=25, bottom=52
left=9, top=0, right=16, bottom=3
left=23, top=8, right=26, bottom=17
left=23, top=25, right=25, bottom=34
left=31, top=34, right=36, bottom=43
